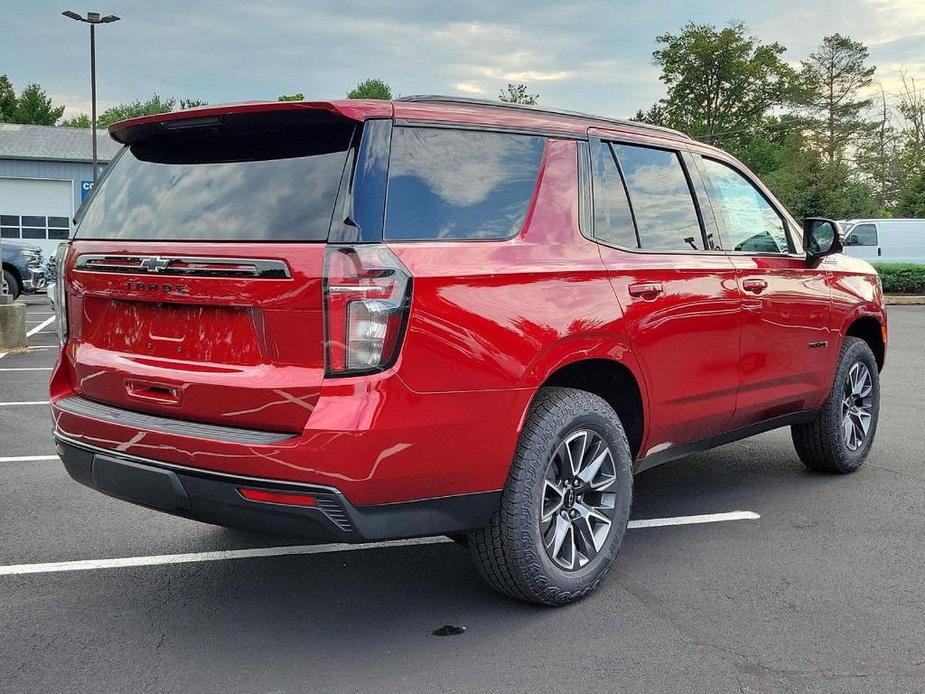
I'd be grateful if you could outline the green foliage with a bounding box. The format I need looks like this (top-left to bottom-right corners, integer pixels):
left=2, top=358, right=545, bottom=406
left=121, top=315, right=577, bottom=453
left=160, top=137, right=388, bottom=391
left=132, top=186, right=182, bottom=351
left=0, top=75, right=15, bottom=122
left=96, top=94, right=176, bottom=127
left=498, top=83, right=539, bottom=105
left=347, top=79, right=392, bottom=100
left=650, top=22, right=797, bottom=144
left=798, top=34, right=876, bottom=164
left=895, top=169, right=925, bottom=217
left=277, top=93, right=304, bottom=102
left=641, top=24, right=923, bottom=220
left=62, top=94, right=208, bottom=128
left=11, top=83, right=65, bottom=125
left=60, top=113, right=91, bottom=128
left=873, top=263, right=925, bottom=294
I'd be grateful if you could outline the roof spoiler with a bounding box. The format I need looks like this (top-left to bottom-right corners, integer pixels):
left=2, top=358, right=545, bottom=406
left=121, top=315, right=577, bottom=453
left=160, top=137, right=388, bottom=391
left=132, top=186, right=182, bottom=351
left=108, top=100, right=393, bottom=145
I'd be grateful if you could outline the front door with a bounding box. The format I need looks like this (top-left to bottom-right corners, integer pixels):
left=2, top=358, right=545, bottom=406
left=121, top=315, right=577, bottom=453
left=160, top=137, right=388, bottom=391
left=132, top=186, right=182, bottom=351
left=694, top=155, right=832, bottom=428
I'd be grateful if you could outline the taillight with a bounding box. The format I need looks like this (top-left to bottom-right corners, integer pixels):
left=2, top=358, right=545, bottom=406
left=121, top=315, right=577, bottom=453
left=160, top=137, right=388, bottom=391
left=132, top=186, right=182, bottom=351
left=323, top=245, right=412, bottom=375
left=53, top=244, right=69, bottom=345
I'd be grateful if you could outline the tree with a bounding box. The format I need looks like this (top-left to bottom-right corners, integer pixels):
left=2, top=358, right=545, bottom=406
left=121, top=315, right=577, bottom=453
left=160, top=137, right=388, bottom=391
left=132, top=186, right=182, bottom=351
left=895, top=72, right=925, bottom=217
left=631, top=103, right=667, bottom=126
left=856, top=89, right=903, bottom=211
left=11, top=83, right=65, bottom=125
left=61, top=94, right=209, bottom=128
left=60, top=113, right=91, bottom=128
left=498, top=83, right=538, bottom=105
left=650, top=23, right=797, bottom=144
left=95, top=94, right=176, bottom=127
left=798, top=34, right=876, bottom=165
left=277, top=93, right=304, bottom=102
left=347, top=79, right=392, bottom=100
left=896, top=170, right=925, bottom=217
left=0, top=75, right=15, bottom=122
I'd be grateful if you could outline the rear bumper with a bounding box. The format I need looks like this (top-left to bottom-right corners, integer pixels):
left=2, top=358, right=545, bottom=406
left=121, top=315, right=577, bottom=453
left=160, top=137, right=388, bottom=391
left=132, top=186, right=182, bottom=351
left=55, top=436, right=500, bottom=542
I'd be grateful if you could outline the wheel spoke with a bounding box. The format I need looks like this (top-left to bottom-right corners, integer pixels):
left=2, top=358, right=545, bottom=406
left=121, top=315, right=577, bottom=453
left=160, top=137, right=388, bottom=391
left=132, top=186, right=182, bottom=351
left=577, top=445, right=613, bottom=490
left=854, top=409, right=872, bottom=435
left=541, top=480, right=566, bottom=523
left=843, top=413, right=855, bottom=448
left=575, top=502, right=612, bottom=553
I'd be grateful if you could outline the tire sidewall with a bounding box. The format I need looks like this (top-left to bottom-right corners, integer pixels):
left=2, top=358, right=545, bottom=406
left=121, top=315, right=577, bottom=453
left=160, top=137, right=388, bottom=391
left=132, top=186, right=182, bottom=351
left=2, top=269, right=20, bottom=300
left=511, top=393, right=633, bottom=597
left=830, top=339, right=880, bottom=471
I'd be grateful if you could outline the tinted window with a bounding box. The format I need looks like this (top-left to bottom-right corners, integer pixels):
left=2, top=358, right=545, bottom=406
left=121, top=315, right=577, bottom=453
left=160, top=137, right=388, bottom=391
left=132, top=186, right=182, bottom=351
left=591, top=142, right=637, bottom=247
left=76, top=115, right=354, bottom=241
left=384, top=127, right=545, bottom=240
left=700, top=158, right=790, bottom=254
left=846, top=223, right=877, bottom=246
left=613, top=144, right=703, bottom=251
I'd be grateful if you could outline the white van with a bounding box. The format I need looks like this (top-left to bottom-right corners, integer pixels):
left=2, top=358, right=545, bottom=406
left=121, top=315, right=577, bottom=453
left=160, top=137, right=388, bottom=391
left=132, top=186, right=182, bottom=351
left=840, top=219, right=925, bottom=264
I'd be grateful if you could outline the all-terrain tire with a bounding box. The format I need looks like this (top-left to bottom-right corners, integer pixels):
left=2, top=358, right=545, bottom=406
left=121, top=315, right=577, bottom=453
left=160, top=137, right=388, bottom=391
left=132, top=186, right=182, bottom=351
left=791, top=336, right=880, bottom=473
left=468, top=387, right=633, bottom=606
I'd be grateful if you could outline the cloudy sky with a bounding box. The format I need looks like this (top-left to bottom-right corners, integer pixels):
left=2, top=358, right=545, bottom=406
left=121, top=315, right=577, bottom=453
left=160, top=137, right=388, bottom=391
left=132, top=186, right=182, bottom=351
left=5, top=0, right=925, bottom=121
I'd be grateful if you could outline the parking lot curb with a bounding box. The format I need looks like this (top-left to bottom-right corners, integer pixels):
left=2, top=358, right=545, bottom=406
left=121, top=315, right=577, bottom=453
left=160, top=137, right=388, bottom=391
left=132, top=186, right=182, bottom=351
left=885, top=295, right=925, bottom=305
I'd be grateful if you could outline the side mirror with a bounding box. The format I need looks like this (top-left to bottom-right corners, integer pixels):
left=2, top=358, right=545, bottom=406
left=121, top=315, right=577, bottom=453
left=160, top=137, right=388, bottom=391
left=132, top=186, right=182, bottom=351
left=804, top=218, right=843, bottom=261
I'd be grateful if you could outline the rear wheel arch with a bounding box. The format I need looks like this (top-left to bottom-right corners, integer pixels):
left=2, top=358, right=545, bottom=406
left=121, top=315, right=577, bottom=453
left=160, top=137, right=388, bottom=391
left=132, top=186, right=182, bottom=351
left=534, top=358, right=645, bottom=459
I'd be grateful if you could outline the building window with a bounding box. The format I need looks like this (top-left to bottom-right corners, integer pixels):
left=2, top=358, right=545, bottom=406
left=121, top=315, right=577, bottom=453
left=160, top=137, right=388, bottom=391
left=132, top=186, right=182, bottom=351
left=0, top=214, right=70, bottom=240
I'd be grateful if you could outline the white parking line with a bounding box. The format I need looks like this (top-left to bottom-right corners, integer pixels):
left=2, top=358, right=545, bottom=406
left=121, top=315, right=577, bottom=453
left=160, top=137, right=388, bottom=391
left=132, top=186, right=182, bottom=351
left=0, top=367, right=53, bottom=372
left=0, top=401, right=49, bottom=407
left=628, top=510, right=760, bottom=528
left=0, top=455, right=59, bottom=462
left=26, top=316, right=55, bottom=337
left=0, top=510, right=760, bottom=576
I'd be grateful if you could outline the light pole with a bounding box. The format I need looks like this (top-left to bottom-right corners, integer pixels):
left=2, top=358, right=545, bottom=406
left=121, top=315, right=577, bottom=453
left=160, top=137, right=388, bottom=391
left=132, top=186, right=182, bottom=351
left=62, top=10, right=120, bottom=182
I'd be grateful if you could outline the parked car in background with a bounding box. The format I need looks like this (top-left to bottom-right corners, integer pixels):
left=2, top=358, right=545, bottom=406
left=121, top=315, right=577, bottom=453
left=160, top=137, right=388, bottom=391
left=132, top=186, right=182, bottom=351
left=51, top=97, right=886, bottom=605
left=1, top=238, right=45, bottom=299
left=841, top=218, right=925, bottom=264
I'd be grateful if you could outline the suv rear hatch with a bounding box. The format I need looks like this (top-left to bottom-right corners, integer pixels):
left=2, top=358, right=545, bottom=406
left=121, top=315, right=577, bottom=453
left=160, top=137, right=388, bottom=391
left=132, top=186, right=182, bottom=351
left=62, top=105, right=364, bottom=434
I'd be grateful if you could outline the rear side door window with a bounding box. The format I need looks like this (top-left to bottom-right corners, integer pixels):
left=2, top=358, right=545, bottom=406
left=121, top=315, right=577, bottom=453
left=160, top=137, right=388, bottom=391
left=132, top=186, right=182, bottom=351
left=612, top=143, right=704, bottom=251
left=699, top=157, right=791, bottom=254
left=384, top=127, right=546, bottom=240
left=590, top=140, right=638, bottom=248
left=845, top=223, right=878, bottom=246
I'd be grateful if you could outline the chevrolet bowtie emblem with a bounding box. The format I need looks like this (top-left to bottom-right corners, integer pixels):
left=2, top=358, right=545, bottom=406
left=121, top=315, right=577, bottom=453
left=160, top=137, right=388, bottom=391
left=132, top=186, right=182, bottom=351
left=139, top=257, right=172, bottom=273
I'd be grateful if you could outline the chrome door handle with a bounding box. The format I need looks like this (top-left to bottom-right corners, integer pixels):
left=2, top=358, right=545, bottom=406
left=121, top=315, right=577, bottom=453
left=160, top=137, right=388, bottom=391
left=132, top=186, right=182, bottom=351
left=628, top=282, right=664, bottom=298
left=742, top=279, right=768, bottom=294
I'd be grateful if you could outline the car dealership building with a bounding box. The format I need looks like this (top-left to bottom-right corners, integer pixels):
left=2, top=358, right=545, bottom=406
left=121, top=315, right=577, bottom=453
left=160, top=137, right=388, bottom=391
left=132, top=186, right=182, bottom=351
left=0, top=123, right=120, bottom=258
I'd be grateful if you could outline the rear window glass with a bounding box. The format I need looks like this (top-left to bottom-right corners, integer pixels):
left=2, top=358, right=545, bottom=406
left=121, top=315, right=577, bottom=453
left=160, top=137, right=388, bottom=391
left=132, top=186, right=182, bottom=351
left=384, top=127, right=546, bottom=240
left=75, top=114, right=354, bottom=242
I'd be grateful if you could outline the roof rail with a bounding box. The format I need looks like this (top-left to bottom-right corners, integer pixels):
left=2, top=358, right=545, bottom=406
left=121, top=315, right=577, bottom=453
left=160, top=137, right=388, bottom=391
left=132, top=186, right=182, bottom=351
left=395, top=95, right=692, bottom=140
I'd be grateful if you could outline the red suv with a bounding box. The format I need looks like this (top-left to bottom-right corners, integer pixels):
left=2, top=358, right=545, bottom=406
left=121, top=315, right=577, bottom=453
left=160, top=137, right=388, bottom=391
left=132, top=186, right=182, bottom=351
left=51, top=97, right=886, bottom=605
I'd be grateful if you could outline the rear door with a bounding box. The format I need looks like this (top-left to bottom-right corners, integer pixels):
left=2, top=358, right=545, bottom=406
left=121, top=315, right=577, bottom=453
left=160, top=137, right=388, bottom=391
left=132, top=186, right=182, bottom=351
left=589, top=136, right=742, bottom=454
left=693, top=154, right=833, bottom=427
left=62, top=108, right=360, bottom=433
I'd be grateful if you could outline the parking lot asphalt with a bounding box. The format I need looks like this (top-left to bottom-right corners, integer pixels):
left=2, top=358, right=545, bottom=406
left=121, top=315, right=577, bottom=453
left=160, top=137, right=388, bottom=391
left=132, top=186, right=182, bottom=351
left=1, top=295, right=923, bottom=693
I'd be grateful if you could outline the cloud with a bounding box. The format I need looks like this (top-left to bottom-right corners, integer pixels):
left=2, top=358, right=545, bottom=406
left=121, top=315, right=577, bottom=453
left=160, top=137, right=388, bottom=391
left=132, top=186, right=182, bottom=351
left=4, top=0, right=925, bottom=127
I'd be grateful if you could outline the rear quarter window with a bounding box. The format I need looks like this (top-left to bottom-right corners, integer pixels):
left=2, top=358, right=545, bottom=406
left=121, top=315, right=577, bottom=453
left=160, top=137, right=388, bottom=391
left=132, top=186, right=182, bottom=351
left=384, top=127, right=546, bottom=241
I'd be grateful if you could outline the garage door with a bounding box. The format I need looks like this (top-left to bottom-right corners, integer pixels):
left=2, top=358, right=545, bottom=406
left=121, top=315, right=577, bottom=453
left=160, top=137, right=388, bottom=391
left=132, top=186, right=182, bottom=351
left=0, top=178, right=73, bottom=257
